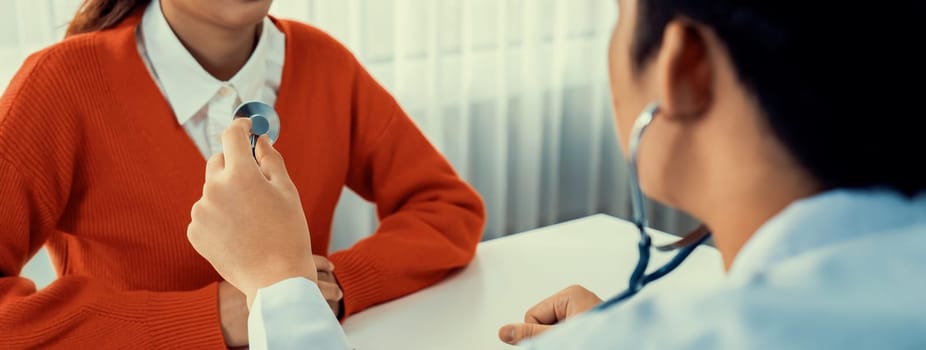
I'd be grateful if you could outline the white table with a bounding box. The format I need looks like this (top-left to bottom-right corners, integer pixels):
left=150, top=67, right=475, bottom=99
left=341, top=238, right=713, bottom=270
left=342, top=214, right=726, bottom=349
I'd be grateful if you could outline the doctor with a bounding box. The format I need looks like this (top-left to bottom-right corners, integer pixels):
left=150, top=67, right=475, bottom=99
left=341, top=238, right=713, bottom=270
left=187, top=0, right=926, bottom=348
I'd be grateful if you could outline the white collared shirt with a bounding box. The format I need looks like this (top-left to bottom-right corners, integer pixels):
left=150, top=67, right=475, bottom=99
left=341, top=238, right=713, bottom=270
left=245, top=189, right=926, bottom=349
left=136, top=0, right=285, bottom=158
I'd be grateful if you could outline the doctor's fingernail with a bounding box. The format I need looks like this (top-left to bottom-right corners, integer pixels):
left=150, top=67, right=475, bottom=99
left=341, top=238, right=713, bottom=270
left=502, top=326, right=515, bottom=343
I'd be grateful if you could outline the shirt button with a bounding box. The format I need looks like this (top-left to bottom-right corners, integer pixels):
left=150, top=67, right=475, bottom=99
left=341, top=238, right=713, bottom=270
left=218, top=85, right=233, bottom=97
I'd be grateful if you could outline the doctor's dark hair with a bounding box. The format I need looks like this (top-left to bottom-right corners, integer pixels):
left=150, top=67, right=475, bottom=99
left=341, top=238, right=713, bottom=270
left=631, top=1, right=926, bottom=196
left=66, top=0, right=151, bottom=37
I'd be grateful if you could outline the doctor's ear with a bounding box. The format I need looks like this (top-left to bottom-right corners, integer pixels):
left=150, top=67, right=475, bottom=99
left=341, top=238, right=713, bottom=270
left=654, top=20, right=714, bottom=121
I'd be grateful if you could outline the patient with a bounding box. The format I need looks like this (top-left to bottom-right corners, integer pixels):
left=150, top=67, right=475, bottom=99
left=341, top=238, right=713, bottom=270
left=0, top=0, right=483, bottom=348
left=186, top=0, right=925, bottom=348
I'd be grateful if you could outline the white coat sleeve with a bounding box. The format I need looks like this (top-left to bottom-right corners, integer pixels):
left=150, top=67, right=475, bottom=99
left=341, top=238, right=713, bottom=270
left=248, top=277, right=353, bottom=350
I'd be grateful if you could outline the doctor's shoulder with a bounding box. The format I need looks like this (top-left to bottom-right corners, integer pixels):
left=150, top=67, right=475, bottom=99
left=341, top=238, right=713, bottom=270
left=712, top=226, right=926, bottom=349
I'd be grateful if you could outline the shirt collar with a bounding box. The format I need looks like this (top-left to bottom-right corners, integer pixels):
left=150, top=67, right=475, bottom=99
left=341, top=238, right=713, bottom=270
left=140, top=0, right=275, bottom=124
left=728, top=189, right=926, bottom=283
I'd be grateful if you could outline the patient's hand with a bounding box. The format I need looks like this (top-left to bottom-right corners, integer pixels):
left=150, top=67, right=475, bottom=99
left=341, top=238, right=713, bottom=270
left=313, top=255, right=344, bottom=315
left=499, top=285, right=602, bottom=345
left=187, top=118, right=317, bottom=307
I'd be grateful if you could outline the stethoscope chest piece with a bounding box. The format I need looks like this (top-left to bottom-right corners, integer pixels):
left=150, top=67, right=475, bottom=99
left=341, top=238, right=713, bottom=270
left=234, top=101, right=281, bottom=145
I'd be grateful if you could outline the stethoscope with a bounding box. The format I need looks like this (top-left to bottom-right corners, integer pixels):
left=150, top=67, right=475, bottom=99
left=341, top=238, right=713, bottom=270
left=233, top=101, right=281, bottom=156
left=594, top=102, right=712, bottom=311
left=233, top=100, right=708, bottom=311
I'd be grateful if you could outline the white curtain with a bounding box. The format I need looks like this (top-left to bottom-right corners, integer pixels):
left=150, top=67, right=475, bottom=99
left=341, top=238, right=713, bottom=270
left=4, top=1, right=695, bottom=283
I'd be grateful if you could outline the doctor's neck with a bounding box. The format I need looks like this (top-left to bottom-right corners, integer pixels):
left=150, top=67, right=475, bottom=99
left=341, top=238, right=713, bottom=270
left=702, top=175, right=819, bottom=271
left=160, top=1, right=262, bottom=81
left=688, top=129, right=821, bottom=271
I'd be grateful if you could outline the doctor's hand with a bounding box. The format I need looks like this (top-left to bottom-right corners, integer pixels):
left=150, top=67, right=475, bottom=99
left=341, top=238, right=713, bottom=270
left=187, top=118, right=318, bottom=307
left=499, top=285, right=602, bottom=345
left=313, top=255, right=344, bottom=316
